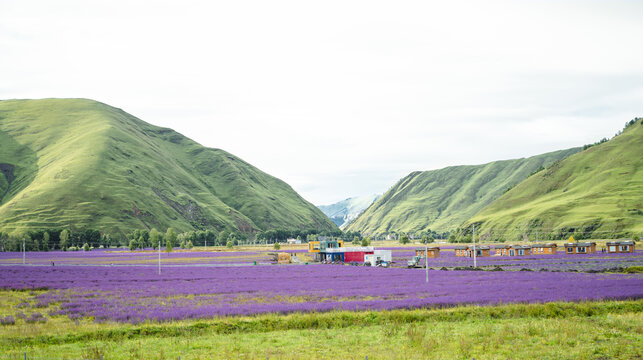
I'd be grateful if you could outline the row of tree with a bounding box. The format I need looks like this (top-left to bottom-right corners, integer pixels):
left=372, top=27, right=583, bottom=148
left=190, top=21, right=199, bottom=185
left=0, top=226, right=362, bottom=252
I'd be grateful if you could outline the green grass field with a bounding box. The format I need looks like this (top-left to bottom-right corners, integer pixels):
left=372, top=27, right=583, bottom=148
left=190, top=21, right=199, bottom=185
left=1, top=294, right=641, bottom=359
left=462, top=119, right=643, bottom=241
left=0, top=99, right=336, bottom=238
left=346, top=148, right=580, bottom=235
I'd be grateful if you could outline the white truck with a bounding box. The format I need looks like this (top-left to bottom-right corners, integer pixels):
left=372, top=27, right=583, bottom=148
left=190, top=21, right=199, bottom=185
left=364, top=250, right=392, bottom=267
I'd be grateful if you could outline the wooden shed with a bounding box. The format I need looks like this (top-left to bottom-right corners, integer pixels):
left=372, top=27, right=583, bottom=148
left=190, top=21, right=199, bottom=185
left=416, top=247, right=440, bottom=258
left=455, top=245, right=490, bottom=257
left=495, top=245, right=531, bottom=256
left=531, top=243, right=557, bottom=255
left=606, top=240, right=635, bottom=253
left=564, top=242, right=596, bottom=254
left=454, top=246, right=469, bottom=257
left=470, top=245, right=491, bottom=257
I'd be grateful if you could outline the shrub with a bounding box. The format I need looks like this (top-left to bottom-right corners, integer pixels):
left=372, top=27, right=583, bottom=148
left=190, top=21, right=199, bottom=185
left=0, top=316, right=15, bottom=325
left=128, top=240, right=137, bottom=251
left=361, top=237, right=370, bottom=247
left=186, top=240, right=194, bottom=249
left=633, top=235, right=640, bottom=242
left=273, top=242, right=281, bottom=250
left=399, top=234, right=410, bottom=244
left=25, top=313, right=47, bottom=324
left=226, top=240, right=234, bottom=249
left=82, top=243, right=90, bottom=251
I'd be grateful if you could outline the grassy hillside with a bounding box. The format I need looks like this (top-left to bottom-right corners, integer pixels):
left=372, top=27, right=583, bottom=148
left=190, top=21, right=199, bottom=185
left=345, top=148, right=580, bottom=235
left=0, top=99, right=336, bottom=237
left=317, top=194, right=379, bottom=229
left=459, top=118, right=643, bottom=241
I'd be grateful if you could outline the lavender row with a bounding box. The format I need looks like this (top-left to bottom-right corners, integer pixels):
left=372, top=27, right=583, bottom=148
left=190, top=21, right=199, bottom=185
left=1, top=265, right=640, bottom=323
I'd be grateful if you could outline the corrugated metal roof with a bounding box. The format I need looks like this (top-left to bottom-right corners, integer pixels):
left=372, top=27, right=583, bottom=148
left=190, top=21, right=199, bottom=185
left=606, top=240, right=635, bottom=246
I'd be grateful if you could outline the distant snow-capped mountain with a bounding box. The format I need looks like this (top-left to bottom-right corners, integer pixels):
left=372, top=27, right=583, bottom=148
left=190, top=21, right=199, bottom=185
left=318, top=194, right=380, bottom=229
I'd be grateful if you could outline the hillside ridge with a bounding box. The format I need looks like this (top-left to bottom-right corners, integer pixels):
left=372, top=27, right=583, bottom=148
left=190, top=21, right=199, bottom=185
left=345, top=147, right=581, bottom=235
left=0, top=98, right=337, bottom=237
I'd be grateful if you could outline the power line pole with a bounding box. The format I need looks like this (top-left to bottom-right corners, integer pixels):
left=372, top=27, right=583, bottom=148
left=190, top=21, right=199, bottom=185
left=472, top=225, right=477, bottom=268
left=425, top=240, right=428, bottom=283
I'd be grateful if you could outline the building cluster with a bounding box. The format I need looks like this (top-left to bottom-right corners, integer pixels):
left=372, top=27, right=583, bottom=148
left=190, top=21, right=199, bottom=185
left=454, top=240, right=635, bottom=257
left=308, top=240, right=391, bottom=266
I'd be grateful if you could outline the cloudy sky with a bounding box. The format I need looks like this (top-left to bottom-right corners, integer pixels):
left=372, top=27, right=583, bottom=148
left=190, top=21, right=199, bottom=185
left=2, top=0, right=642, bottom=205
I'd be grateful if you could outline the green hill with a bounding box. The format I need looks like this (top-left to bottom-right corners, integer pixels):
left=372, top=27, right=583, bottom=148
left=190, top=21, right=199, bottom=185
left=0, top=99, right=337, bottom=237
left=344, top=148, right=581, bottom=235
left=458, top=118, right=643, bottom=241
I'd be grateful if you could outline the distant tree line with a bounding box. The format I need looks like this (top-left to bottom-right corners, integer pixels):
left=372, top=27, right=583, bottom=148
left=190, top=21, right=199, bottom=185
left=0, top=228, right=111, bottom=252
left=0, top=226, right=359, bottom=251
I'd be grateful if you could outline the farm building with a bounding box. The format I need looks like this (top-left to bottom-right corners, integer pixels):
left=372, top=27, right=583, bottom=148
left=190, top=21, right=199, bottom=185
left=531, top=243, right=557, bottom=255
left=309, top=239, right=344, bottom=261
left=323, top=246, right=374, bottom=263
left=495, top=245, right=532, bottom=256
left=416, top=247, right=440, bottom=258
left=564, top=242, right=596, bottom=254
left=364, top=250, right=393, bottom=266
left=454, top=246, right=468, bottom=257
left=455, top=245, right=490, bottom=257
left=606, top=240, right=635, bottom=253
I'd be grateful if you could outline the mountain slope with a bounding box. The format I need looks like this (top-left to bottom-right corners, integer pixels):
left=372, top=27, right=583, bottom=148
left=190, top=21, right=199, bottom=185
left=0, top=99, right=337, bottom=236
left=460, top=118, right=643, bottom=240
left=318, top=194, right=380, bottom=229
left=345, top=148, right=581, bottom=235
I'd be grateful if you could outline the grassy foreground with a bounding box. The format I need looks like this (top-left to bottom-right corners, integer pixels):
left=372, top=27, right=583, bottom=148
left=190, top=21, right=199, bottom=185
left=1, top=297, right=641, bottom=359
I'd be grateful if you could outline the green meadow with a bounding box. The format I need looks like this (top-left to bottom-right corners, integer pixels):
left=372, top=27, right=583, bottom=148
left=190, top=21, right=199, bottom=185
left=1, top=293, right=641, bottom=360
left=464, top=118, right=643, bottom=241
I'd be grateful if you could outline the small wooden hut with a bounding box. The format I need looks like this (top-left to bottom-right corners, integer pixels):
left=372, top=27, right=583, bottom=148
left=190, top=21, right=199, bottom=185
left=606, top=240, right=635, bottom=253
left=531, top=243, right=557, bottom=255
left=564, top=242, right=596, bottom=254
left=415, top=247, right=440, bottom=258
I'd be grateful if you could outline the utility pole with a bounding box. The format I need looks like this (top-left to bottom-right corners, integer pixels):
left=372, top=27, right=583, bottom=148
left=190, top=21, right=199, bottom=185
left=158, top=241, right=161, bottom=275
left=472, top=225, right=477, bottom=268
left=425, top=240, right=428, bottom=283
left=23, top=238, right=25, bottom=265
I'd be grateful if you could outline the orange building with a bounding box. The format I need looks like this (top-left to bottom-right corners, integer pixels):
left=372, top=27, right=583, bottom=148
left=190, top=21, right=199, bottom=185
left=564, top=242, right=596, bottom=254
left=531, top=243, right=558, bottom=255
left=455, top=245, right=490, bottom=257
left=495, top=245, right=532, bottom=256
left=415, top=247, right=440, bottom=258
left=606, top=241, right=635, bottom=253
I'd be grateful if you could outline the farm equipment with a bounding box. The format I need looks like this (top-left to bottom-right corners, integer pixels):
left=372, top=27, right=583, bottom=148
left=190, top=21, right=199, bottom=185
left=407, top=255, right=423, bottom=268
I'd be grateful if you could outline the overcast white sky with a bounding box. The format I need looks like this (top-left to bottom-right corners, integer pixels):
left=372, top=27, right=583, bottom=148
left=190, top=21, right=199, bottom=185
left=1, top=0, right=642, bottom=205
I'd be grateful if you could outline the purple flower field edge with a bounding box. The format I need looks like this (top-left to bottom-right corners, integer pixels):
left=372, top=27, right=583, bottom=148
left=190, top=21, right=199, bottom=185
left=1, top=265, right=641, bottom=323
left=3, top=248, right=640, bottom=272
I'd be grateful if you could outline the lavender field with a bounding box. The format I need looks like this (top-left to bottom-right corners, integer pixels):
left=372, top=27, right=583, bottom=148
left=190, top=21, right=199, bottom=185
left=0, top=248, right=276, bottom=266
left=389, top=247, right=643, bottom=271
left=1, top=249, right=642, bottom=323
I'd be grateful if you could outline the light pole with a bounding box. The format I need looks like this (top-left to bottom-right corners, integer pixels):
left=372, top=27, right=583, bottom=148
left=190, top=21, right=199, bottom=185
left=425, top=240, right=428, bottom=283
left=472, top=225, right=477, bottom=268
